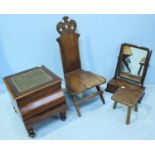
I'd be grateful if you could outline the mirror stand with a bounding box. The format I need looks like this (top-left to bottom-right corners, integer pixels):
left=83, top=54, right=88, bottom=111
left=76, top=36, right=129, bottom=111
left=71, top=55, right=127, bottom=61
left=106, top=43, right=152, bottom=101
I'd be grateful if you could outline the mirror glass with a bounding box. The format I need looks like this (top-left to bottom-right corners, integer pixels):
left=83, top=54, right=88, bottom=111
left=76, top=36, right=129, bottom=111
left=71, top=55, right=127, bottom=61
left=119, top=44, right=148, bottom=83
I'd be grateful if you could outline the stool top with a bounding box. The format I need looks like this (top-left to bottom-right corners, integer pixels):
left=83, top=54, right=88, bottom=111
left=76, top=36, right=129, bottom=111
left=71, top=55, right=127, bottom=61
left=111, top=86, right=144, bottom=107
left=3, top=65, right=61, bottom=99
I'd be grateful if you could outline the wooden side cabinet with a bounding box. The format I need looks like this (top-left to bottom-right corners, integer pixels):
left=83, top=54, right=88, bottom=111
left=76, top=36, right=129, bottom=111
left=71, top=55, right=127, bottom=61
left=3, top=65, right=67, bottom=137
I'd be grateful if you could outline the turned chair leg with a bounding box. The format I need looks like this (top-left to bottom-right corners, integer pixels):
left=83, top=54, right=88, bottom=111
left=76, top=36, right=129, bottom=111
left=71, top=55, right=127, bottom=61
left=96, top=86, right=105, bottom=104
left=126, top=107, right=132, bottom=125
left=113, top=101, right=117, bottom=109
left=71, top=95, right=81, bottom=117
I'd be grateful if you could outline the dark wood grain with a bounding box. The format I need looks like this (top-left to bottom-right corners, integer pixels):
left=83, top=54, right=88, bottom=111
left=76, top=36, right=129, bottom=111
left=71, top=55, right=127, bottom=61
left=65, top=69, right=105, bottom=95
left=106, top=78, right=145, bottom=94
left=57, top=33, right=81, bottom=74
left=111, top=87, right=144, bottom=107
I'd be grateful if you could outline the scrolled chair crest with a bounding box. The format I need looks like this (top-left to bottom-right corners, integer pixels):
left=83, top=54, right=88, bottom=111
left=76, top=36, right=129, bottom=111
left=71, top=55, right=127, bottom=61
left=56, top=16, right=77, bottom=35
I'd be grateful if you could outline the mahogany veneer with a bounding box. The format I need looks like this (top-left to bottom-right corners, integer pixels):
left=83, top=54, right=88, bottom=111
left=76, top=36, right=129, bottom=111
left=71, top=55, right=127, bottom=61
left=3, top=65, right=67, bottom=137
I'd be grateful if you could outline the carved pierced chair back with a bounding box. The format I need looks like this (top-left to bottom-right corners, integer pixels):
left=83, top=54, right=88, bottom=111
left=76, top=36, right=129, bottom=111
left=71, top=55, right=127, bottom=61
left=56, top=16, right=81, bottom=74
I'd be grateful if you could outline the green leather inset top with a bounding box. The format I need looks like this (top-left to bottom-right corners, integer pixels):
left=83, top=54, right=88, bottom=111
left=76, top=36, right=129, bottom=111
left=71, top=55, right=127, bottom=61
left=11, top=68, right=53, bottom=92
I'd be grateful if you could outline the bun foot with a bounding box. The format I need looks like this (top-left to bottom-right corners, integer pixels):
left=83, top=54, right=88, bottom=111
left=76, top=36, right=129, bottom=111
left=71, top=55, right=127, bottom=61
left=60, top=112, right=67, bottom=121
left=28, top=128, right=36, bottom=138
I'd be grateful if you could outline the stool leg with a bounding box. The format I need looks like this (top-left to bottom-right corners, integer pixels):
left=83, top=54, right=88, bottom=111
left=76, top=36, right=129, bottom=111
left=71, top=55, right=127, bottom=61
left=138, top=93, right=145, bottom=104
left=134, top=104, right=138, bottom=112
left=113, top=101, right=117, bottom=109
left=126, top=107, right=132, bottom=125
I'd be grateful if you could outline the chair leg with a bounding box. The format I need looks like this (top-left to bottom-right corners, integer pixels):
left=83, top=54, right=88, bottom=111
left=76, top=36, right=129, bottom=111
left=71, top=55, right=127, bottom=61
left=113, top=101, right=117, bottom=109
left=126, top=107, right=132, bottom=125
left=71, top=95, right=81, bottom=117
left=96, top=86, right=105, bottom=104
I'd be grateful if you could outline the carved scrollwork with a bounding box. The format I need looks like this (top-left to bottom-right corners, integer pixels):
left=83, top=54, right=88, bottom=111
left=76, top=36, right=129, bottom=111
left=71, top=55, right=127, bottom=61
left=57, top=16, right=77, bottom=35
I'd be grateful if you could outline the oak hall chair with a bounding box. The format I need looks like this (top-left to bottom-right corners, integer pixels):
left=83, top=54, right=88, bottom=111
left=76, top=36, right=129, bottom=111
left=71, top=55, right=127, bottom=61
left=56, top=16, right=106, bottom=116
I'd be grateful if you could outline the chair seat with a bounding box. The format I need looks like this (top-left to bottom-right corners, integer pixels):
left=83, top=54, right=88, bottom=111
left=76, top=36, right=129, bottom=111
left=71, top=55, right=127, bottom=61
left=65, top=69, right=106, bottom=95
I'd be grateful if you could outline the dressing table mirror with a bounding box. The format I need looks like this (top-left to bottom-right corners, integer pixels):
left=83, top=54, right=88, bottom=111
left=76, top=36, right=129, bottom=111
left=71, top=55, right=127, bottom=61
left=106, top=43, right=152, bottom=97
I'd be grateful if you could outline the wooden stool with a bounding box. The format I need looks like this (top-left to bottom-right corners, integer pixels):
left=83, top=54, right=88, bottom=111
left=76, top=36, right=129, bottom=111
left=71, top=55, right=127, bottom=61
left=111, top=86, right=144, bottom=125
